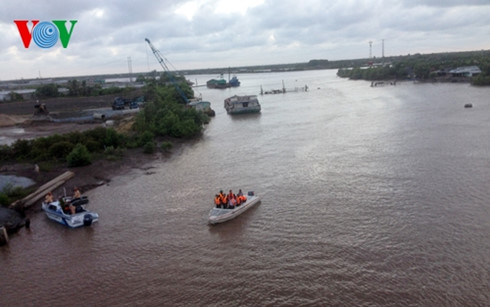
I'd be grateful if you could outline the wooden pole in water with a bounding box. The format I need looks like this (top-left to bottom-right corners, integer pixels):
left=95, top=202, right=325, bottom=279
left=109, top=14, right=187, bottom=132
left=9, top=171, right=75, bottom=210
left=0, top=226, right=8, bottom=246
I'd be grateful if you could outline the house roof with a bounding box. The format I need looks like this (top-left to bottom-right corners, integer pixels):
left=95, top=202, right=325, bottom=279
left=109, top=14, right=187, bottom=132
left=449, top=66, right=481, bottom=74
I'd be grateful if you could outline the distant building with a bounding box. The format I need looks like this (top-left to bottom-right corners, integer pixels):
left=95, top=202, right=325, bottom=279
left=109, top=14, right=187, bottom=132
left=0, top=89, right=36, bottom=101
left=449, top=66, right=481, bottom=77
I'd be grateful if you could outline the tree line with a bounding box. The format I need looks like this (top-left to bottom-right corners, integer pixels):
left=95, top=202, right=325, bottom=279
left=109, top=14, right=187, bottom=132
left=336, top=50, right=490, bottom=85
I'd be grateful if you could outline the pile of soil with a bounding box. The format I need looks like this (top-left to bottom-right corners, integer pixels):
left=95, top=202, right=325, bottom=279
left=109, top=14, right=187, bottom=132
left=0, top=114, right=29, bottom=127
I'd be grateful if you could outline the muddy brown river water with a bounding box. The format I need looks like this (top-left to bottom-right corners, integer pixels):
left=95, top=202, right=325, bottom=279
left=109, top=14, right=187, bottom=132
left=2, top=70, right=490, bottom=306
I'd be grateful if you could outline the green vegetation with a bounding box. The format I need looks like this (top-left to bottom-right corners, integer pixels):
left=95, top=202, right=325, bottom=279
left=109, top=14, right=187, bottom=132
left=67, top=143, right=92, bottom=167
left=471, top=65, right=490, bottom=86
left=0, top=184, right=33, bottom=207
left=1, top=128, right=119, bottom=164
left=160, top=141, right=172, bottom=152
left=103, top=146, right=125, bottom=160
left=35, top=84, right=60, bottom=99
left=8, top=91, right=24, bottom=102
left=336, top=50, right=490, bottom=85
left=337, top=66, right=401, bottom=81
left=133, top=74, right=209, bottom=138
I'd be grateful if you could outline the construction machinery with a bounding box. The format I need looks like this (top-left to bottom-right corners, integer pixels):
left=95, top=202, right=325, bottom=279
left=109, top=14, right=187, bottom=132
left=144, top=38, right=215, bottom=116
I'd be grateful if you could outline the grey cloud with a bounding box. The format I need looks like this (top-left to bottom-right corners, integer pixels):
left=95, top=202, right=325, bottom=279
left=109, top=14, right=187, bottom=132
left=403, top=0, right=490, bottom=7
left=1, top=0, right=490, bottom=80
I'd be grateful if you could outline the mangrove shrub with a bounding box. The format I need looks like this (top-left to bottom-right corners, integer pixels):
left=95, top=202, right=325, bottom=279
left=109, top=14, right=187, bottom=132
left=67, top=143, right=92, bottom=167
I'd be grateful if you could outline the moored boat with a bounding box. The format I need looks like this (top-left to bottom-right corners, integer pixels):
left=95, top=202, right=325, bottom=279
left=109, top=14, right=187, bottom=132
left=206, top=74, right=240, bottom=88
left=208, top=191, right=260, bottom=224
left=206, top=78, right=228, bottom=89
left=41, top=196, right=99, bottom=228
left=224, top=95, right=261, bottom=114
left=188, top=99, right=215, bottom=116
left=228, top=75, right=240, bottom=87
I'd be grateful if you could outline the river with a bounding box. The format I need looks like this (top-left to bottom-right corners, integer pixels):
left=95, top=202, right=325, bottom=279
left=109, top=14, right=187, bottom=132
left=2, top=69, right=490, bottom=306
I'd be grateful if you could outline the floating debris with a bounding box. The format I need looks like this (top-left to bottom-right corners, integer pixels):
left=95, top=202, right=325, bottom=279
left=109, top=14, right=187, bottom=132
left=260, top=80, right=308, bottom=95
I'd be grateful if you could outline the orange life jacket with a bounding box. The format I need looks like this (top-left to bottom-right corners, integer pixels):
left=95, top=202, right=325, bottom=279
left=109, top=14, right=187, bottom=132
left=214, top=196, right=220, bottom=205
left=219, top=193, right=227, bottom=205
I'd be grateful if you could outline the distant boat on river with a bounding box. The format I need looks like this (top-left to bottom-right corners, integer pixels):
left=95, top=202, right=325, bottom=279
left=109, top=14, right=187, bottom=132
left=206, top=70, right=241, bottom=89
left=224, top=95, right=261, bottom=114
left=206, top=78, right=228, bottom=89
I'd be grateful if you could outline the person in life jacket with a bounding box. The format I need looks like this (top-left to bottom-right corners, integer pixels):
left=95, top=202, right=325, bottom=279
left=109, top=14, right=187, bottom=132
left=238, top=190, right=247, bottom=204
left=236, top=189, right=244, bottom=206
left=219, top=190, right=228, bottom=208
left=214, top=194, right=221, bottom=208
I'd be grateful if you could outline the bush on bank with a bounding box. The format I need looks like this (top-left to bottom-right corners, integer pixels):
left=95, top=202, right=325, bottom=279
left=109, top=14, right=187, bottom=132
left=336, top=52, right=490, bottom=84
left=133, top=78, right=209, bottom=138
left=0, top=184, right=33, bottom=207
left=1, top=128, right=124, bottom=163
left=67, top=143, right=92, bottom=167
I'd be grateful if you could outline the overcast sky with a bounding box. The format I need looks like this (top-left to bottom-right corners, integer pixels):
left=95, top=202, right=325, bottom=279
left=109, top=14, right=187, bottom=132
left=1, top=0, right=489, bottom=80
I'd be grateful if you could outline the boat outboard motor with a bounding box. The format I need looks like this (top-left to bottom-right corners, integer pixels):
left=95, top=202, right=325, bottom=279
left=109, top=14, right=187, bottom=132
left=83, top=214, right=93, bottom=226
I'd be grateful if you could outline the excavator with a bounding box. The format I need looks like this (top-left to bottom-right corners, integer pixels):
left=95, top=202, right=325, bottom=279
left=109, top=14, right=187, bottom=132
left=34, top=101, right=49, bottom=115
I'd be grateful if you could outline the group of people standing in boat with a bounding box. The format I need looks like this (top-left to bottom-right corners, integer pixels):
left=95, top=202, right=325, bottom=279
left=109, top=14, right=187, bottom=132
left=214, top=189, right=247, bottom=209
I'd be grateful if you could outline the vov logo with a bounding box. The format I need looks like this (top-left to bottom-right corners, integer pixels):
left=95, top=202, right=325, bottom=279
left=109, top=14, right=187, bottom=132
left=14, top=20, right=78, bottom=48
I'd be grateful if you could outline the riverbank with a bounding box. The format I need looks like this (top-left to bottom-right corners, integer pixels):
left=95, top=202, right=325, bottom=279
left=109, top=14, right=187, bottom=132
left=0, top=135, right=191, bottom=238
left=1, top=147, right=160, bottom=198
left=0, top=105, right=193, bottom=238
left=0, top=84, right=209, bottom=238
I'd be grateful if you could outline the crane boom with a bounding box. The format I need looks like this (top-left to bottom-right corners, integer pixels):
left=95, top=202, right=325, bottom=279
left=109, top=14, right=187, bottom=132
left=145, top=38, right=189, bottom=104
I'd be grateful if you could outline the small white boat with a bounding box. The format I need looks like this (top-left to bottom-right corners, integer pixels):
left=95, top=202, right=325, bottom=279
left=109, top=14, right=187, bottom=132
left=208, top=192, right=260, bottom=224
left=224, top=95, right=261, bottom=114
left=41, top=196, right=99, bottom=228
